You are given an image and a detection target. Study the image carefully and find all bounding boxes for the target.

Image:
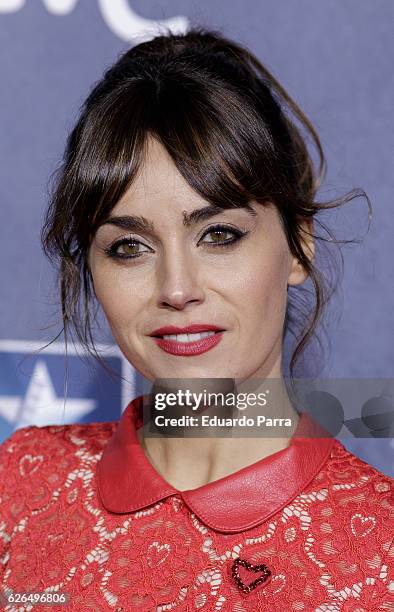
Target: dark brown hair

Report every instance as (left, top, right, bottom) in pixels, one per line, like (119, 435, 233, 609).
(40, 26, 370, 381)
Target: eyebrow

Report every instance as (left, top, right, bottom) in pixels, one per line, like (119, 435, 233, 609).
(99, 203, 257, 233)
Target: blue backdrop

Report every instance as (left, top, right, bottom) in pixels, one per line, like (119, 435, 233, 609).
(0, 1, 393, 476)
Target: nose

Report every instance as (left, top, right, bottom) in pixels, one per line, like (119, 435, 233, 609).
(156, 245, 205, 311)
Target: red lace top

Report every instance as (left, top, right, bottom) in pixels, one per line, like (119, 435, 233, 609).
(0, 395, 393, 611)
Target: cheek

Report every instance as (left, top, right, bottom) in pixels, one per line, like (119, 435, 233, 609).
(91, 268, 143, 333)
(223, 249, 289, 328)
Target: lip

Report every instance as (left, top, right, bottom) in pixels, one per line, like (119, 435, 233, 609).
(149, 323, 225, 337)
(152, 331, 224, 356)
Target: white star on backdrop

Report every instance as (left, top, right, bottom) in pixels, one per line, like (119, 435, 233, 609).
(0, 359, 96, 429)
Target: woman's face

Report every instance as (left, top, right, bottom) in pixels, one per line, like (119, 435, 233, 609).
(88, 136, 310, 382)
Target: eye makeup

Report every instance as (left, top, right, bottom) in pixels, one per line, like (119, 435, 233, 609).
(103, 223, 250, 261)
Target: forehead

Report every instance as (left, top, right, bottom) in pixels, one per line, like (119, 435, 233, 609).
(112, 136, 197, 213)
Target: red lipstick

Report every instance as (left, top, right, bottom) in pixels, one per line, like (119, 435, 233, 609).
(149, 324, 225, 356)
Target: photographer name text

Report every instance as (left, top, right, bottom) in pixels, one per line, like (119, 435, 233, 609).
(154, 414, 292, 428)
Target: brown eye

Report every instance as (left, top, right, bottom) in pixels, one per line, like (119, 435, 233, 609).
(105, 238, 150, 260)
(205, 229, 231, 243)
(119, 241, 140, 255)
(199, 224, 246, 247)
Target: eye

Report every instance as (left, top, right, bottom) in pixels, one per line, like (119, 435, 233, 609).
(199, 224, 247, 247)
(104, 238, 151, 260)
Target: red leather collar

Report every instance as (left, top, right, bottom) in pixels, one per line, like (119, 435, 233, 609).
(97, 395, 335, 533)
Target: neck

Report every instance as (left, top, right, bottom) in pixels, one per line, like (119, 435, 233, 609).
(136, 368, 299, 491)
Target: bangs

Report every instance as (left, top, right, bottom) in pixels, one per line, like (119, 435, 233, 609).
(73, 72, 282, 244)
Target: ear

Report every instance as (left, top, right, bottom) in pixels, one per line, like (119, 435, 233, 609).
(287, 219, 315, 286)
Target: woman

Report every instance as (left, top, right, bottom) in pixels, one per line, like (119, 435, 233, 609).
(0, 27, 392, 611)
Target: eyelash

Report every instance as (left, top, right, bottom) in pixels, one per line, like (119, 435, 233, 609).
(104, 224, 249, 261)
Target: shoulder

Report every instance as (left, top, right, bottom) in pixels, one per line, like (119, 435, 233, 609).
(0, 419, 117, 529)
(327, 438, 393, 490)
(0, 418, 117, 467)
(322, 438, 393, 547)
(306, 438, 393, 540)
(320, 438, 394, 509)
